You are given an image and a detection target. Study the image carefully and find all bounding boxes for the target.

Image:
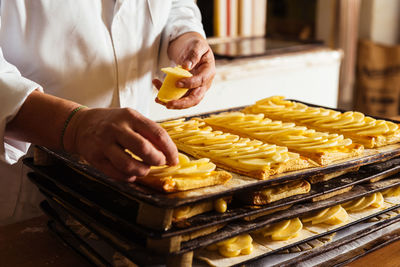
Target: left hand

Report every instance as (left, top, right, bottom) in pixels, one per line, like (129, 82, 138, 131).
(153, 32, 216, 109)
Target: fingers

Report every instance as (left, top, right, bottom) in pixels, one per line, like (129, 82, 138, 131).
(181, 39, 209, 70)
(74, 108, 179, 183)
(128, 111, 179, 165)
(116, 128, 167, 166)
(105, 144, 150, 177)
(165, 87, 208, 109)
(177, 49, 215, 89)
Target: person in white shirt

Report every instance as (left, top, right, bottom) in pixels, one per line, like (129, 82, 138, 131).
(0, 1, 215, 224)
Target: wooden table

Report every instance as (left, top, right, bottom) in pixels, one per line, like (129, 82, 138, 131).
(0, 216, 90, 267)
(1, 216, 400, 267)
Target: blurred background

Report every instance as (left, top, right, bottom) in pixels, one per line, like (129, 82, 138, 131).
(151, 0, 400, 120)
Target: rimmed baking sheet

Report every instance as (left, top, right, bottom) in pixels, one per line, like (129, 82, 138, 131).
(32, 141, 400, 209)
(42, 193, 400, 267)
(24, 158, 400, 238)
(28, 171, 400, 254)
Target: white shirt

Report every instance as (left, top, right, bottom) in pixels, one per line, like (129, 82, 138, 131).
(0, 0, 205, 224)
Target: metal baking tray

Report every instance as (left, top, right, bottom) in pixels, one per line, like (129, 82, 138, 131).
(42, 188, 400, 267)
(43, 202, 165, 267)
(47, 220, 111, 267)
(47, 212, 400, 267)
(28, 171, 400, 255)
(29, 99, 400, 209)
(24, 157, 400, 237)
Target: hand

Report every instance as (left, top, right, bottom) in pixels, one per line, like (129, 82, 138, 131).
(64, 107, 179, 182)
(154, 32, 216, 109)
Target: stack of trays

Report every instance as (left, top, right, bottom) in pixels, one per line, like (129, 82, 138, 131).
(24, 97, 400, 267)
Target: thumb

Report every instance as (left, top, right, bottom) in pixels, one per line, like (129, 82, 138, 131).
(181, 48, 204, 70)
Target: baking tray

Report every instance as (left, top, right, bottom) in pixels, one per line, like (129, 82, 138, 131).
(42, 201, 165, 267)
(24, 157, 400, 236)
(28, 171, 400, 255)
(32, 141, 400, 207)
(46, 207, 400, 267)
(42, 187, 400, 267)
(29, 100, 400, 209)
(47, 220, 111, 267)
(248, 212, 400, 267)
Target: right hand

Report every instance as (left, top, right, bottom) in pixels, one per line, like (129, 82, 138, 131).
(63, 107, 179, 182)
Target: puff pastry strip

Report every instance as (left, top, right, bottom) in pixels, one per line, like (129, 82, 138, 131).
(161, 119, 315, 180)
(238, 179, 311, 205)
(134, 153, 231, 192)
(243, 96, 400, 148)
(203, 112, 364, 165)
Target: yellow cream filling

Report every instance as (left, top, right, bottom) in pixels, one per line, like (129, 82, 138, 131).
(247, 96, 399, 138)
(342, 192, 384, 211)
(256, 218, 303, 241)
(302, 205, 349, 225)
(206, 234, 253, 257)
(173, 197, 228, 219)
(147, 153, 216, 177)
(382, 186, 400, 197)
(161, 119, 300, 172)
(204, 112, 354, 152)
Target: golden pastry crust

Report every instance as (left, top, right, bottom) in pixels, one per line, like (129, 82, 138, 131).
(173, 196, 232, 222)
(238, 179, 311, 205)
(181, 223, 226, 242)
(311, 186, 353, 202)
(307, 167, 359, 184)
(203, 112, 364, 165)
(243, 205, 292, 221)
(161, 119, 316, 180)
(243, 96, 400, 148)
(135, 171, 232, 193)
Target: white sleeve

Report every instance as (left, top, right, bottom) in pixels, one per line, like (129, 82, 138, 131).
(0, 47, 43, 164)
(158, 0, 206, 70)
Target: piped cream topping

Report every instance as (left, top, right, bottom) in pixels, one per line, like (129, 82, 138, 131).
(246, 96, 399, 138)
(204, 112, 355, 152)
(161, 119, 300, 172)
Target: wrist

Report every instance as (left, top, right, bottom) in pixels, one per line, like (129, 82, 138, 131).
(62, 106, 88, 153)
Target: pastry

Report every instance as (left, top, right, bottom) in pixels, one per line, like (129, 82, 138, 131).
(203, 112, 363, 165)
(243, 96, 400, 148)
(135, 153, 231, 192)
(302, 205, 349, 225)
(161, 119, 316, 180)
(157, 66, 192, 102)
(205, 234, 253, 257)
(238, 179, 310, 205)
(173, 197, 231, 222)
(342, 192, 384, 211)
(254, 218, 303, 241)
(243, 205, 292, 221)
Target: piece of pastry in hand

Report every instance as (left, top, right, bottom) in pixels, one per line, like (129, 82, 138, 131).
(238, 179, 311, 205)
(134, 153, 231, 192)
(157, 66, 193, 102)
(203, 112, 363, 165)
(161, 119, 316, 180)
(243, 96, 400, 148)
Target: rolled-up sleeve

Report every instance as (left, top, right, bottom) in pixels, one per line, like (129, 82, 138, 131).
(158, 0, 206, 70)
(0, 48, 42, 164)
